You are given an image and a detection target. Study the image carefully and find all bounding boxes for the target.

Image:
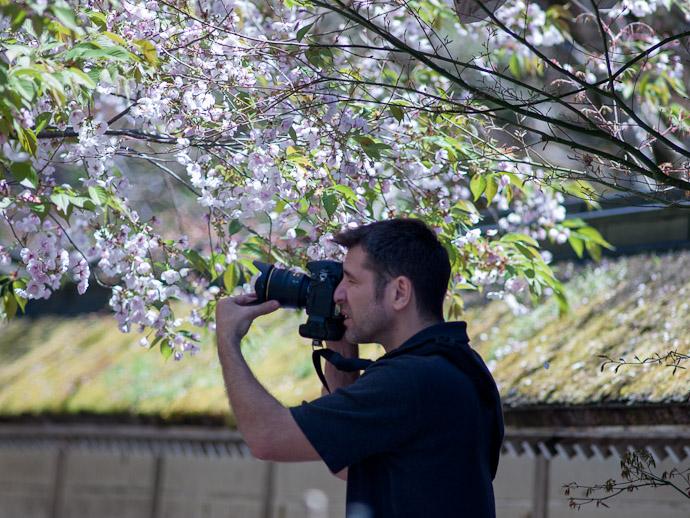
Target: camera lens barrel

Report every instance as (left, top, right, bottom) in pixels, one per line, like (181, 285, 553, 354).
(253, 262, 310, 309)
(252, 260, 344, 341)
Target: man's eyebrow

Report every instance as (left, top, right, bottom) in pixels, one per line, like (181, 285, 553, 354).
(342, 265, 356, 279)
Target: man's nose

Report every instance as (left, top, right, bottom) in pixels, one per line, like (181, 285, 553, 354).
(334, 280, 345, 304)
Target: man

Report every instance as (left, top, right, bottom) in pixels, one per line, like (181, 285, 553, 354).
(216, 218, 504, 517)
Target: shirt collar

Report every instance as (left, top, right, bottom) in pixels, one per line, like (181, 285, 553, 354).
(382, 321, 469, 360)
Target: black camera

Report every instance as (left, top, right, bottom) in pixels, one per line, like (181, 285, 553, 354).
(252, 260, 345, 341)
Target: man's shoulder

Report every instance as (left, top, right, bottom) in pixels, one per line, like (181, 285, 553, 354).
(366, 340, 472, 389)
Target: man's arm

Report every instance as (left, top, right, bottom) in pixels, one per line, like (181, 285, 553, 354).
(215, 294, 321, 462)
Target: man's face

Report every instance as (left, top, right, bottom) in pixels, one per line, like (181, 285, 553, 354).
(333, 245, 391, 345)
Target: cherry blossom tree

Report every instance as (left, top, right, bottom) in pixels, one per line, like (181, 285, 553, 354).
(1, 0, 687, 360)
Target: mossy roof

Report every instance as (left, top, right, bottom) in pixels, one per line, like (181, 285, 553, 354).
(468, 249, 690, 408)
(0, 308, 321, 423)
(1, 249, 689, 423)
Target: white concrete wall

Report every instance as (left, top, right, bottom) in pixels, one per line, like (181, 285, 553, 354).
(2, 448, 690, 517)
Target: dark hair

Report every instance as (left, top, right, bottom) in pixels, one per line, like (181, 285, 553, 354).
(333, 218, 450, 321)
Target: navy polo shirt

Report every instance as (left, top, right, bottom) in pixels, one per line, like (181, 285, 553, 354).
(290, 322, 502, 518)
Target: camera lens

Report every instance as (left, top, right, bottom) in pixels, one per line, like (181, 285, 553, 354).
(253, 262, 310, 309)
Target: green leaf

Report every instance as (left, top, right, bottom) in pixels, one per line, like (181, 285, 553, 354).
(39, 72, 66, 97)
(470, 174, 487, 201)
(12, 280, 27, 313)
(69, 196, 95, 210)
(9, 67, 42, 80)
(183, 249, 210, 274)
(87, 11, 108, 30)
(223, 262, 240, 292)
(51, 192, 71, 213)
(102, 31, 126, 45)
(330, 184, 357, 203)
(554, 289, 570, 316)
(1, 292, 17, 321)
(68, 67, 97, 89)
(560, 218, 586, 228)
(88, 185, 109, 206)
(17, 127, 38, 156)
(134, 39, 157, 67)
(484, 175, 499, 204)
(227, 220, 243, 235)
(13, 290, 27, 313)
(51, 6, 80, 31)
(389, 104, 404, 122)
(10, 162, 38, 188)
(9, 8, 27, 30)
(568, 236, 584, 259)
(323, 192, 338, 218)
(515, 242, 540, 260)
(577, 225, 613, 249)
(34, 111, 52, 133)
(354, 136, 391, 160)
(509, 53, 521, 78)
(3, 44, 34, 63)
(505, 173, 526, 193)
(81, 46, 132, 62)
(148, 335, 165, 351)
(585, 240, 603, 262)
(30, 202, 50, 220)
(237, 257, 260, 274)
(159, 339, 173, 362)
(86, 68, 102, 84)
(32, 16, 45, 37)
(296, 22, 315, 42)
(501, 232, 540, 248)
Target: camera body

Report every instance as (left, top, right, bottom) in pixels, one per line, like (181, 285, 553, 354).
(252, 260, 345, 341)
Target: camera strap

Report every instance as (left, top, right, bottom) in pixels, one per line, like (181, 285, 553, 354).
(311, 346, 373, 393)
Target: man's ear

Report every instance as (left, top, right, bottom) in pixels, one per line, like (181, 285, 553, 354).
(390, 276, 413, 311)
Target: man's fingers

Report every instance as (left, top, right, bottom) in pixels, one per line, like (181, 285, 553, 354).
(231, 293, 259, 306)
(249, 299, 280, 318)
(216, 297, 280, 344)
(226, 295, 279, 316)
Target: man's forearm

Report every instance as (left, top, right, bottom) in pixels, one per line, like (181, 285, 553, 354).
(217, 334, 288, 453)
(215, 295, 321, 463)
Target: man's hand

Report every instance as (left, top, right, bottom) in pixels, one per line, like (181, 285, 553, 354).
(322, 336, 361, 394)
(325, 336, 359, 357)
(215, 294, 280, 350)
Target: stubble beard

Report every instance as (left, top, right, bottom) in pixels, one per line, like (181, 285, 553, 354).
(344, 302, 389, 345)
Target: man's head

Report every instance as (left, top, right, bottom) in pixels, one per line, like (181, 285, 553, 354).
(333, 218, 451, 322)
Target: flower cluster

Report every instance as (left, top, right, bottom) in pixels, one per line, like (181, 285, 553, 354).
(1, 0, 681, 360)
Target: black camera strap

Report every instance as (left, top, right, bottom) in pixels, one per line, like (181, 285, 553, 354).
(311, 346, 373, 393)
